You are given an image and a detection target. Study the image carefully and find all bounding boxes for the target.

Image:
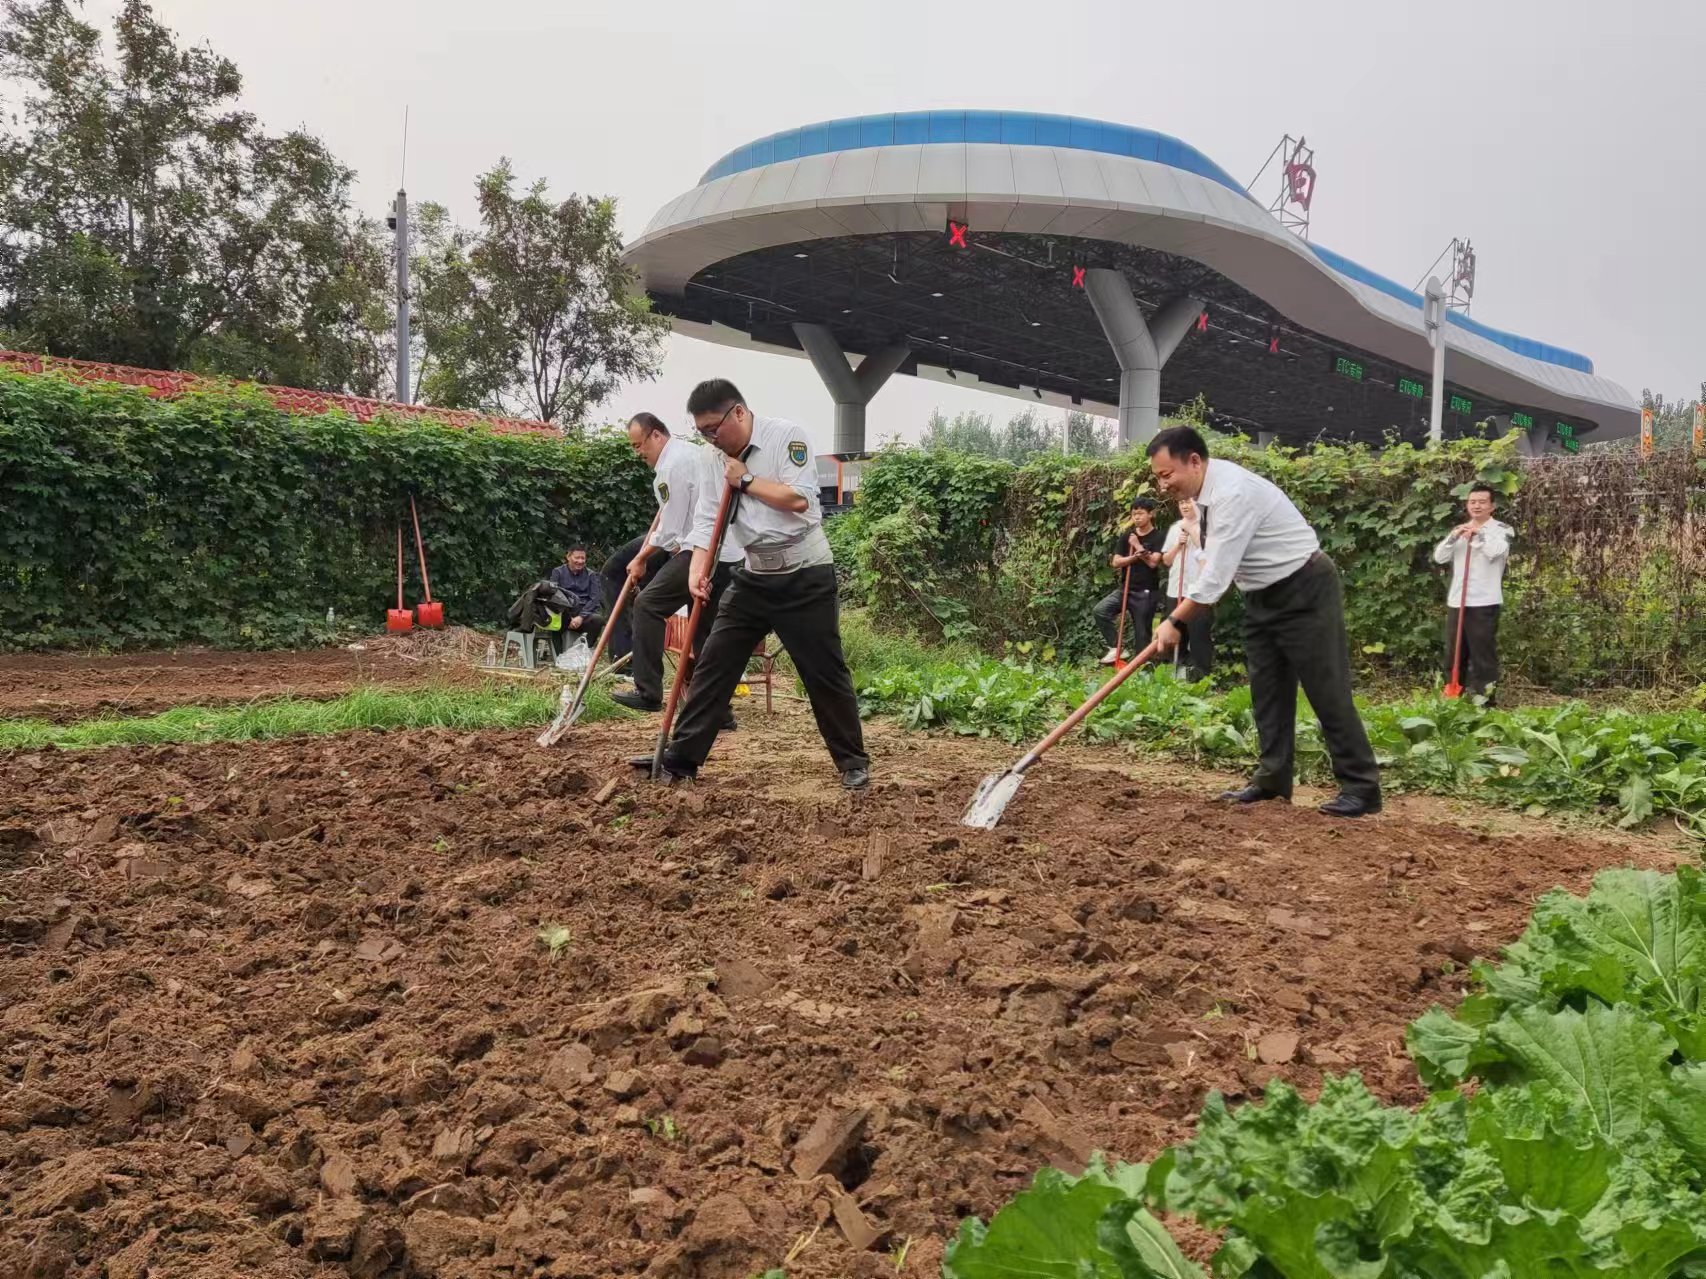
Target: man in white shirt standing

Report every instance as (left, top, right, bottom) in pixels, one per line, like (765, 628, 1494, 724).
(1146, 426, 1381, 818)
(1432, 484, 1512, 698)
(615, 412, 742, 723)
(644, 379, 870, 791)
(1159, 497, 1214, 682)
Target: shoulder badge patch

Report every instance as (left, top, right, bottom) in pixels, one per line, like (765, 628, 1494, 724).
(787, 440, 808, 466)
(656, 480, 670, 503)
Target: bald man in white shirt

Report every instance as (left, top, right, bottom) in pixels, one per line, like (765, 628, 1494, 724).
(1146, 426, 1381, 818)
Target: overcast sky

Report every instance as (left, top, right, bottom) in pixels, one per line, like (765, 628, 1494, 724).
(109, 0, 1706, 447)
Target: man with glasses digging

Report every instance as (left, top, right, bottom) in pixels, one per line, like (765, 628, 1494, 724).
(635, 379, 870, 791)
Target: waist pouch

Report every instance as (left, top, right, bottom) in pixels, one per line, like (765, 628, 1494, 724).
(745, 523, 832, 574)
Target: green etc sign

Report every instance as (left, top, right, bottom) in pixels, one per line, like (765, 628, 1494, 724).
(1553, 421, 1580, 453)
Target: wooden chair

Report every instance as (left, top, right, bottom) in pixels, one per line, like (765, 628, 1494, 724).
(664, 613, 781, 713)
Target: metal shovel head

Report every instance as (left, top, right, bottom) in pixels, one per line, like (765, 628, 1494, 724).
(535, 687, 576, 748)
(962, 769, 1023, 829)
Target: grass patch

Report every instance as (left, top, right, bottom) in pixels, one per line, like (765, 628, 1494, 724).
(0, 682, 624, 750)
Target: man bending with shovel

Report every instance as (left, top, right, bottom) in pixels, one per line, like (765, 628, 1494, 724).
(637, 379, 871, 791)
(1146, 427, 1381, 818)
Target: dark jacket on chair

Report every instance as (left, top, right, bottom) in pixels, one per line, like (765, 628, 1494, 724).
(506, 580, 575, 633)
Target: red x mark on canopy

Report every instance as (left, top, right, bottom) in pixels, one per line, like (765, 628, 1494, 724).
(947, 221, 968, 248)
(1071, 266, 1085, 288)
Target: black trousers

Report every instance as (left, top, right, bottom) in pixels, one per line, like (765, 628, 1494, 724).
(600, 537, 669, 660)
(547, 614, 602, 655)
(1444, 605, 1501, 696)
(1093, 586, 1158, 648)
(1164, 596, 1215, 681)
(1242, 553, 1380, 802)
(663, 564, 868, 775)
(630, 551, 733, 705)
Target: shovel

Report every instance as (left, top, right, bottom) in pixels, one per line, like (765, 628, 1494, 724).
(645, 478, 740, 780)
(386, 526, 413, 632)
(1443, 529, 1474, 699)
(537, 509, 662, 747)
(410, 495, 444, 628)
(1111, 562, 1132, 664)
(963, 638, 1163, 829)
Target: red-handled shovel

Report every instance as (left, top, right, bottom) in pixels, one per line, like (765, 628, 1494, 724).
(387, 526, 413, 632)
(1443, 532, 1474, 699)
(410, 496, 444, 628)
(963, 639, 1164, 828)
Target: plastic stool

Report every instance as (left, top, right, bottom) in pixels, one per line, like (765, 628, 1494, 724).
(501, 630, 555, 670)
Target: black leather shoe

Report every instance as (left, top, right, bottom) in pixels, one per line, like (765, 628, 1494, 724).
(719, 710, 738, 732)
(612, 690, 661, 712)
(1216, 785, 1286, 804)
(841, 767, 871, 791)
(626, 755, 695, 783)
(1319, 792, 1381, 818)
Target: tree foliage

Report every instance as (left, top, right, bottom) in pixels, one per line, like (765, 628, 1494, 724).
(409, 160, 666, 425)
(921, 406, 1113, 463)
(0, 0, 390, 393)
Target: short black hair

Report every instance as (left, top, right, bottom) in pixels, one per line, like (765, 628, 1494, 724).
(686, 378, 745, 417)
(1469, 483, 1496, 500)
(628, 411, 669, 436)
(565, 544, 585, 555)
(1146, 425, 1210, 462)
(1130, 496, 1157, 511)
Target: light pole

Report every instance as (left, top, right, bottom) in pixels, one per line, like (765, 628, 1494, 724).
(1424, 276, 1446, 445)
(391, 190, 410, 404)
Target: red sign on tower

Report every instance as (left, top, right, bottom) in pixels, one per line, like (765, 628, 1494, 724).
(947, 220, 968, 248)
(1071, 266, 1085, 288)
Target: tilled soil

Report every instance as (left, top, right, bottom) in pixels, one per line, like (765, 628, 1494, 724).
(0, 642, 511, 722)
(0, 709, 1676, 1279)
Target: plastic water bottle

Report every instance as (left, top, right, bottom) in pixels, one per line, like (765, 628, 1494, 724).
(325, 607, 335, 626)
(484, 640, 497, 667)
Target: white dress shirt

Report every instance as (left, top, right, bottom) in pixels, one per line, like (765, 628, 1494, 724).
(650, 437, 741, 562)
(1163, 519, 1208, 598)
(1432, 519, 1512, 607)
(1186, 458, 1320, 606)
(689, 414, 823, 556)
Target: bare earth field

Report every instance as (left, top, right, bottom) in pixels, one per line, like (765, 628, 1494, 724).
(0, 700, 1682, 1278)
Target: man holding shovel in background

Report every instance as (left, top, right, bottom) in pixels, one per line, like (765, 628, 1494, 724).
(1145, 426, 1381, 818)
(1092, 497, 1165, 664)
(640, 379, 870, 791)
(1432, 484, 1511, 700)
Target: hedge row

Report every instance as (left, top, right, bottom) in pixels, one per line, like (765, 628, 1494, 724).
(0, 374, 653, 650)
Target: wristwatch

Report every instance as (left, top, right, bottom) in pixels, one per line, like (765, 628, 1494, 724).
(738, 472, 755, 491)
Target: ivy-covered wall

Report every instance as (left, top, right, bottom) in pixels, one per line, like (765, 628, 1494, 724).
(0, 374, 653, 649)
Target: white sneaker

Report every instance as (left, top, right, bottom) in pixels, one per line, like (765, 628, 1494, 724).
(1099, 647, 1119, 665)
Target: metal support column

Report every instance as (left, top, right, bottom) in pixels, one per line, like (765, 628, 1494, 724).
(1083, 269, 1204, 448)
(793, 324, 910, 455)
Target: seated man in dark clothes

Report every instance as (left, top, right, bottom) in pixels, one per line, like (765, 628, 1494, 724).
(543, 545, 603, 653)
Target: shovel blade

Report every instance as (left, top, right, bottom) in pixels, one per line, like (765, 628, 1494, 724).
(962, 770, 1023, 829)
(536, 687, 577, 748)
(1442, 681, 1463, 700)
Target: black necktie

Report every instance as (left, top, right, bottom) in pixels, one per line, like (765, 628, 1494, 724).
(1198, 505, 1209, 549)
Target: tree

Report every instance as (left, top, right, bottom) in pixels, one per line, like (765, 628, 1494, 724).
(1064, 410, 1113, 457)
(410, 160, 665, 425)
(0, 0, 390, 391)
